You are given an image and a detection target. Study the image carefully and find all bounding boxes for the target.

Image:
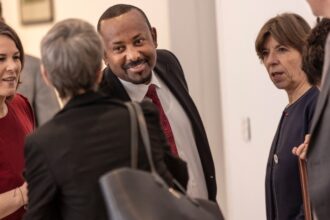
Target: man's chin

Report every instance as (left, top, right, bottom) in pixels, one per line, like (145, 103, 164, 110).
(128, 73, 152, 85)
(131, 78, 151, 85)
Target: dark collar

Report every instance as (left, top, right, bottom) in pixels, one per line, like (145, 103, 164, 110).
(58, 91, 106, 114)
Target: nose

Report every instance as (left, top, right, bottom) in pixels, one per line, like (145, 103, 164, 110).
(6, 58, 20, 73)
(125, 46, 141, 62)
(265, 51, 279, 67)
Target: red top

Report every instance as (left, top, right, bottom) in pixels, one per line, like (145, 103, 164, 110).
(0, 94, 34, 220)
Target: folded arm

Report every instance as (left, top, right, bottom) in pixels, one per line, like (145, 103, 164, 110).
(0, 182, 27, 219)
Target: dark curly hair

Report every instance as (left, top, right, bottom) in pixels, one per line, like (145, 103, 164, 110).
(303, 18, 330, 86)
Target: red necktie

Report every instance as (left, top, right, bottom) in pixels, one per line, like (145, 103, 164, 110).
(145, 84, 178, 156)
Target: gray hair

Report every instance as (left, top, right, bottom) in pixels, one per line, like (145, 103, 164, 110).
(41, 18, 104, 98)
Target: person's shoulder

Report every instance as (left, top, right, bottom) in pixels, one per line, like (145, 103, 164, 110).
(23, 54, 41, 70)
(11, 93, 31, 107)
(300, 87, 320, 112)
(12, 93, 35, 125)
(156, 49, 183, 71)
(24, 54, 41, 63)
(307, 86, 320, 100)
(157, 49, 178, 60)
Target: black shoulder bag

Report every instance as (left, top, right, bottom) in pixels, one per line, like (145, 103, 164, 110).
(99, 101, 224, 220)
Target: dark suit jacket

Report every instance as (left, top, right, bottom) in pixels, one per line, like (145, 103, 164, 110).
(99, 49, 217, 200)
(307, 35, 330, 220)
(23, 92, 180, 220)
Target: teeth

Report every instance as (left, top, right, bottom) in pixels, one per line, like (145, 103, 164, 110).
(2, 77, 16, 81)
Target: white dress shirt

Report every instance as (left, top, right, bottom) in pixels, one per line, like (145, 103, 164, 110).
(120, 72, 208, 199)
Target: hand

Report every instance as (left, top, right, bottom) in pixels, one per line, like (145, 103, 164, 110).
(292, 134, 310, 160)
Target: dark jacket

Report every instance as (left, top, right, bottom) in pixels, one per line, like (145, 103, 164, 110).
(307, 34, 330, 220)
(99, 49, 217, 200)
(265, 87, 319, 220)
(24, 92, 183, 220)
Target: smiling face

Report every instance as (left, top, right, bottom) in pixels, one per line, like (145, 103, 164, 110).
(261, 36, 308, 92)
(0, 35, 21, 100)
(99, 9, 157, 85)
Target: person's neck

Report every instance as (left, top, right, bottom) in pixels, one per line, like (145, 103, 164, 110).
(287, 82, 312, 105)
(0, 97, 8, 118)
(59, 89, 90, 107)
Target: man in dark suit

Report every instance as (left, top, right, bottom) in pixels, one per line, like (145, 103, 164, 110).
(298, 1, 330, 219)
(97, 4, 217, 201)
(24, 18, 183, 220)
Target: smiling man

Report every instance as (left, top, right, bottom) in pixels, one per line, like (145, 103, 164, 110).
(301, 1, 330, 219)
(97, 4, 217, 201)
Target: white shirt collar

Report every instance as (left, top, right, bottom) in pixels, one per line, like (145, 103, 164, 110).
(119, 71, 162, 102)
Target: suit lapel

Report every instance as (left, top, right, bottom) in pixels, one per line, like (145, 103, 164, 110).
(100, 67, 131, 101)
(154, 53, 191, 115)
(310, 75, 329, 134)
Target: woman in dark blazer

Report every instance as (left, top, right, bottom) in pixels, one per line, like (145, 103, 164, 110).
(23, 18, 186, 220)
(255, 13, 319, 220)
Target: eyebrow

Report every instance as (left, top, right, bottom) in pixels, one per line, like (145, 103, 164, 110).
(112, 33, 143, 45)
(132, 33, 142, 40)
(0, 51, 20, 56)
(262, 43, 283, 51)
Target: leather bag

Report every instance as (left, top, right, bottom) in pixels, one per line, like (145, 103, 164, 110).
(99, 101, 224, 220)
(298, 159, 312, 220)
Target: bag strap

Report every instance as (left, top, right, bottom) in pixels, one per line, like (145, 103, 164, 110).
(124, 102, 138, 168)
(125, 101, 190, 194)
(124, 102, 156, 173)
(131, 102, 157, 173)
(298, 159, 312, 220)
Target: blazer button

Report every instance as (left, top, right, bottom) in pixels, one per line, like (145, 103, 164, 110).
(274, 154, 279, 164)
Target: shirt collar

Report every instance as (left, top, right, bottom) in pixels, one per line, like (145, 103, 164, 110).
(119, 71, 162, 102)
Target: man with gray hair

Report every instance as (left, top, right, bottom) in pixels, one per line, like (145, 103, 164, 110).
(23, 18, 183, 220)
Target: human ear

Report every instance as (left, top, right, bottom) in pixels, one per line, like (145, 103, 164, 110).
(151, 27, 158, 48)
(40, 64, 53, 88)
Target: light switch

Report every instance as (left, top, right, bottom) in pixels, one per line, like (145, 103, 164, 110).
(241, 117, 251, 142)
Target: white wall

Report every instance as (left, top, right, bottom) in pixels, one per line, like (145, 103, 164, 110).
(167, 0, 226, 212)
(2, 0, 171, 57)
(3, 0, 320, 219)
(215, 0, 315, 219)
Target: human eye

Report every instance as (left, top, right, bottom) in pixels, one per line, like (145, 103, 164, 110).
(112, 45, 124, 53)
(277, 46, 288, 53)
(261, 49, 269, 59)
(13, 54, 20, 60)
(134, 38, 145, 46)
(0, 55, 6, 62)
